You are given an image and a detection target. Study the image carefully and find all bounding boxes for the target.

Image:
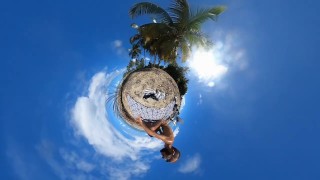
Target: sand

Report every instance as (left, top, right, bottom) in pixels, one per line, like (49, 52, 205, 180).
(117, 68, 181, 130)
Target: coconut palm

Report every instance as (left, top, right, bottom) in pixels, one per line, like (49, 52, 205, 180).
(130, 23, 176, 64)
(129, 0, 225, 63)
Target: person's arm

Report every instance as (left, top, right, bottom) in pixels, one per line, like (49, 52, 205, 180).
(136, 117, 173, 145)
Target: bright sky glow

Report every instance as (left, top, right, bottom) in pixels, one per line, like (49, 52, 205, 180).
(188, 32, 246, 87)
(188, 49, 228, 87)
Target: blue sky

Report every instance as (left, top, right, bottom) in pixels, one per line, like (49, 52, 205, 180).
(1, 0, 320, 179)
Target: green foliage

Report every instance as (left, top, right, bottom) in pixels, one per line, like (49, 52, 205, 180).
(163, 63, 189, 96)
(129, 0, 226, 64)
(125, 0, 225, 95)
(124, 58, 145, 77)
(130, 2, 173, 24)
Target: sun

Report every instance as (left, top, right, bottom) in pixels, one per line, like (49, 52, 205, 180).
(188, 48, 228, 87)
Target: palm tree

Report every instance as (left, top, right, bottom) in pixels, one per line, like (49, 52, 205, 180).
(129, 0, 225, 63)
(130, 23, 176, 64)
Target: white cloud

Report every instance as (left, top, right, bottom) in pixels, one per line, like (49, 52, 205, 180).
(197, 94, 203, 105)
(76, 161, 95, 173)
(180, 95, 186, 112)
(187, 31, 247, 87)
(111, 40, 128, 56)
(6, 144, 38, 180)
(69, 68, 181, 179)
(113, 40, 122, 48)
(59, 149, 95, 173)
(36, 140, 69, 179)
(107, 161, 149, 180)
(36, 140, 99, 180)
(71, 70, 163, 160)
(29, 68, 181, 180)
(178, 154, 201, 174)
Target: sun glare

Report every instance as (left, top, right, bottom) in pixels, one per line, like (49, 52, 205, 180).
(188, 49, 228, 87)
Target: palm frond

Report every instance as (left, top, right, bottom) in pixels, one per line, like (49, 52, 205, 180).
(179, 39, 191, 62)
(188, 6, 226, 30)
(139, 23, 173, 38)
(130, 34, 141, 44)
(158, 38, 178, 61)
(106, 91, 122, 118)
(138, 23, 175, 55)
(185, 31, 213, 49)
(129, 2, 173, 24)
(129, 43, 141, 59)
(209, 6, 226, 17)
(169, 0, 190, 25)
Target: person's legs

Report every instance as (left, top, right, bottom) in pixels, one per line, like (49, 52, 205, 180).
(143, 120, 163, 132)
(143, 121, 162, 137)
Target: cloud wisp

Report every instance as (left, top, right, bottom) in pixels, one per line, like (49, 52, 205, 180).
(178, 153, 202, 174)
(197, 94, 203, 105)
(111, 40, 128, 57)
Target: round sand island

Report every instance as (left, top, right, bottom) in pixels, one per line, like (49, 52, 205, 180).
(116, 68, 181, 130)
